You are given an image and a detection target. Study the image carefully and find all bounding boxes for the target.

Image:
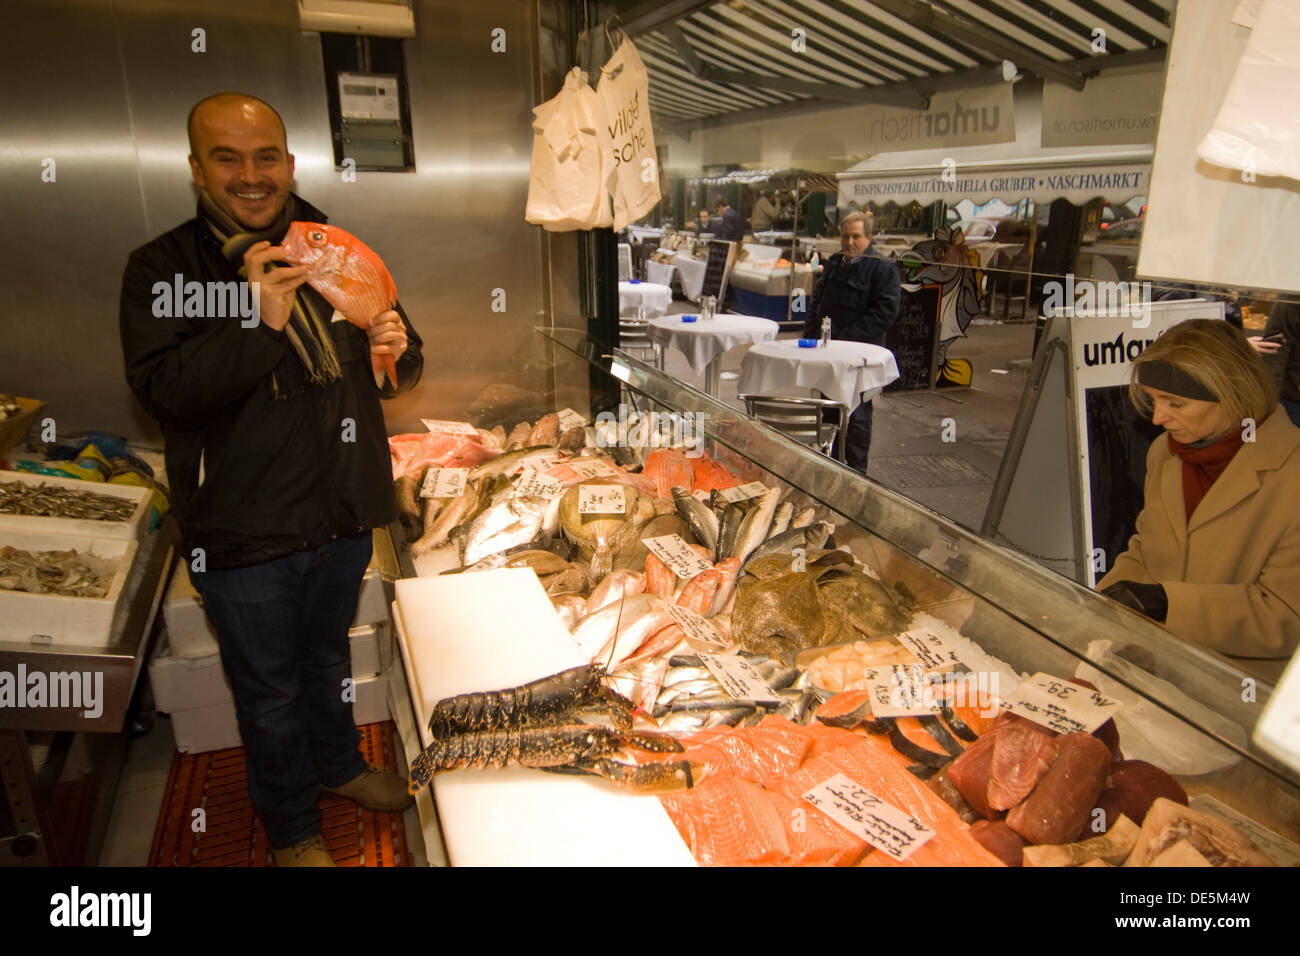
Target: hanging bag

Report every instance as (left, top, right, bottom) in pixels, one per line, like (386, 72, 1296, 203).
(596, 37, 661, 231)
(525, 67, 613, 231)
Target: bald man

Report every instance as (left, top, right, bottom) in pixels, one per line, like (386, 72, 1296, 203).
(120, 93, 423, 866)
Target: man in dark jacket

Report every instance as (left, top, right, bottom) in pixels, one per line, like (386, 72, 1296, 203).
(119, 92, 423, 866)
(802, 211, 901, 472)
(1252, 301, 1300, 427)
(711, 199, 746, 243)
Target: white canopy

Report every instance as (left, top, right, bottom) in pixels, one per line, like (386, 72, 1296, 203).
(837, 144, 1153, 209)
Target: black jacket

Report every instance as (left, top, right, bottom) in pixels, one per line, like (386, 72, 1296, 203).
(1262, 302, 1300, 405)
(802, 248, 901, 346)
(119, 197, 423, 570)
(712, 207, 745, 243)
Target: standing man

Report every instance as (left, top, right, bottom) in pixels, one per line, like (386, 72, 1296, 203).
(802, 211, 900, 473)
(711, 198, 746, 243)
(119, 92, 423, 866)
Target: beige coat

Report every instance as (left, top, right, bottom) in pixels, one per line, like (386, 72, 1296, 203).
(1099, 407, 1300, 679)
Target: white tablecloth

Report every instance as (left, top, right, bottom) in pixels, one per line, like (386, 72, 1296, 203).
(646, 313, 780, 374)
(672, 255, 708, 301)
(644, 259, 676, 289)
(738, 339, 899, 412)
(618, 280, 673, 317)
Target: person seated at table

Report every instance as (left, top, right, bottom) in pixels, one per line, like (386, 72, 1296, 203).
(752, 190, 779, 230)
(1098, 319, 1300, 683)
(801, 211, 900, 473)
(684, 208, 712, 235)
(711, 199, 746, 243)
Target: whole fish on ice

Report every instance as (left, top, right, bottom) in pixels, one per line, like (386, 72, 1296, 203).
(280, 221, 400, 388)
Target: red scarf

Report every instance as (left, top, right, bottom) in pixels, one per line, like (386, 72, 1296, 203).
(1167, 430, 1245, 520)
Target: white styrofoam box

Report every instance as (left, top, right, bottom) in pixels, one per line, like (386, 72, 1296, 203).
(163, 561, 219, 659)
(170, 702, 243, 754)
(354, 528, 399, 627)
(167, 673, 390, 754)
(151, 623, 388, 713)
(0, 469, 153, 541)
(350, 623, 382, 677)
(0, 529, 138, 648)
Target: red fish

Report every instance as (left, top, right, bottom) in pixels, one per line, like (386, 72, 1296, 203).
(280, 221, 399, 387)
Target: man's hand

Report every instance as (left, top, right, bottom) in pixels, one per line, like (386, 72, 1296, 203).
(365, 310, 408, 362)
(1248, 335, 1282, 355)
(243, 241, 308, 332)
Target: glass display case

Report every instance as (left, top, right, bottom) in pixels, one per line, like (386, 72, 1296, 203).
(406, 325, 1300, 854)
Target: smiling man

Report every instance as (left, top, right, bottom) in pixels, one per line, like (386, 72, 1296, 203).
(120, 92, 423, 866)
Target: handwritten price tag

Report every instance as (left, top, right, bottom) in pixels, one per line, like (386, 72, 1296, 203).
(556, 408, 587, 433)
(699, 653, 779, 704)
(513, 465, 564, 500)
(419, 467, 468, 499)
(803, 773, 935, 862)
(643, 534, 713, 580)
(1004, 672, 1120, 734)
(578, 484, 626, 515)
(1189, 795, 1300, 867)
(895, 628, 962, 674)
(862, 664, 944, 718)
(663, 603, 727, 649)
(717, 481, 767, 503)
(568, 458, 621, 479)
(420, 418, 479, 437)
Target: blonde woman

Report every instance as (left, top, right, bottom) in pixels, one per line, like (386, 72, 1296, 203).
(1098, 319, 1300, 682)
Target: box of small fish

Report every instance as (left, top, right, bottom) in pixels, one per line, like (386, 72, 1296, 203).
(0, 529, 136, 648)
(0, 469, 153, 541)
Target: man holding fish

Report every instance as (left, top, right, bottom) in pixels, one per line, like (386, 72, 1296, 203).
(119, 92, 423, 866)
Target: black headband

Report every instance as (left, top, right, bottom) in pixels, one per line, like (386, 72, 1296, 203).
(1137, 360, 1218, 402)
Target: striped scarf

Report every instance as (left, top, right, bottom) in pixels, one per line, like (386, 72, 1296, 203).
(198, 192, 342, 395)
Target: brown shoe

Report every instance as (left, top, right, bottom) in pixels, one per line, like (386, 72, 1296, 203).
(321, 764, 414, 813)
(272, 834, 336, 867)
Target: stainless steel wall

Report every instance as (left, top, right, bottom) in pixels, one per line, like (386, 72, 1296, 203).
(1, 0, 577, 446)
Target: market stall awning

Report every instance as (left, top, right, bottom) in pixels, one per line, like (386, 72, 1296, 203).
(616, 0, 1171, 129)
(687, 168, 840, 192)
(837, 146, 1152, 208)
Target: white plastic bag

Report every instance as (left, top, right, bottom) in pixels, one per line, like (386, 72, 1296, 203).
(1197, 0, 1300, 182)
(525, 67, 613, 231)
(596, 39, 661, 231)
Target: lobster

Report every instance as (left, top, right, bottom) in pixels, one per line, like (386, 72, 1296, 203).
(408, 724, 702, 794)
(425, 663, 634, 739)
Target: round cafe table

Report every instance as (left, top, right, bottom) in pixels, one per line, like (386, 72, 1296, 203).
(618, 280, 673, 317)
(737, 339, 899, 413)
(647, 313, 780, 396)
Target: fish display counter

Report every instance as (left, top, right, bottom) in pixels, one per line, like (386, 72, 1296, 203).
(386, 327, 1300, 867)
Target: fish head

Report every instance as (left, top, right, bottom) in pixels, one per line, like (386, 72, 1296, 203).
(280, 221, 346, 274)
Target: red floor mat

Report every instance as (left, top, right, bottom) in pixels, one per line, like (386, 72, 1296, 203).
(149, 721, 414, 867)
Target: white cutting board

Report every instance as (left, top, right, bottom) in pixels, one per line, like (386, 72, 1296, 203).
(393, 568, 695, 867)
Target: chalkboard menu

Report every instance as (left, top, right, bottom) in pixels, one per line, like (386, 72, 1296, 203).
(883, 284, 941, 392)
(700, 240, 736, 302)
(1085, 386, 1162, 577)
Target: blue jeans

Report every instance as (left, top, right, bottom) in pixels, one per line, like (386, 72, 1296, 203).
(189, 534, 371, 848)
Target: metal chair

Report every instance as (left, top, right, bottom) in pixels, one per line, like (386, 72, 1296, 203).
(618, 316, 664, 369)
(739, 394, 848, 463)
